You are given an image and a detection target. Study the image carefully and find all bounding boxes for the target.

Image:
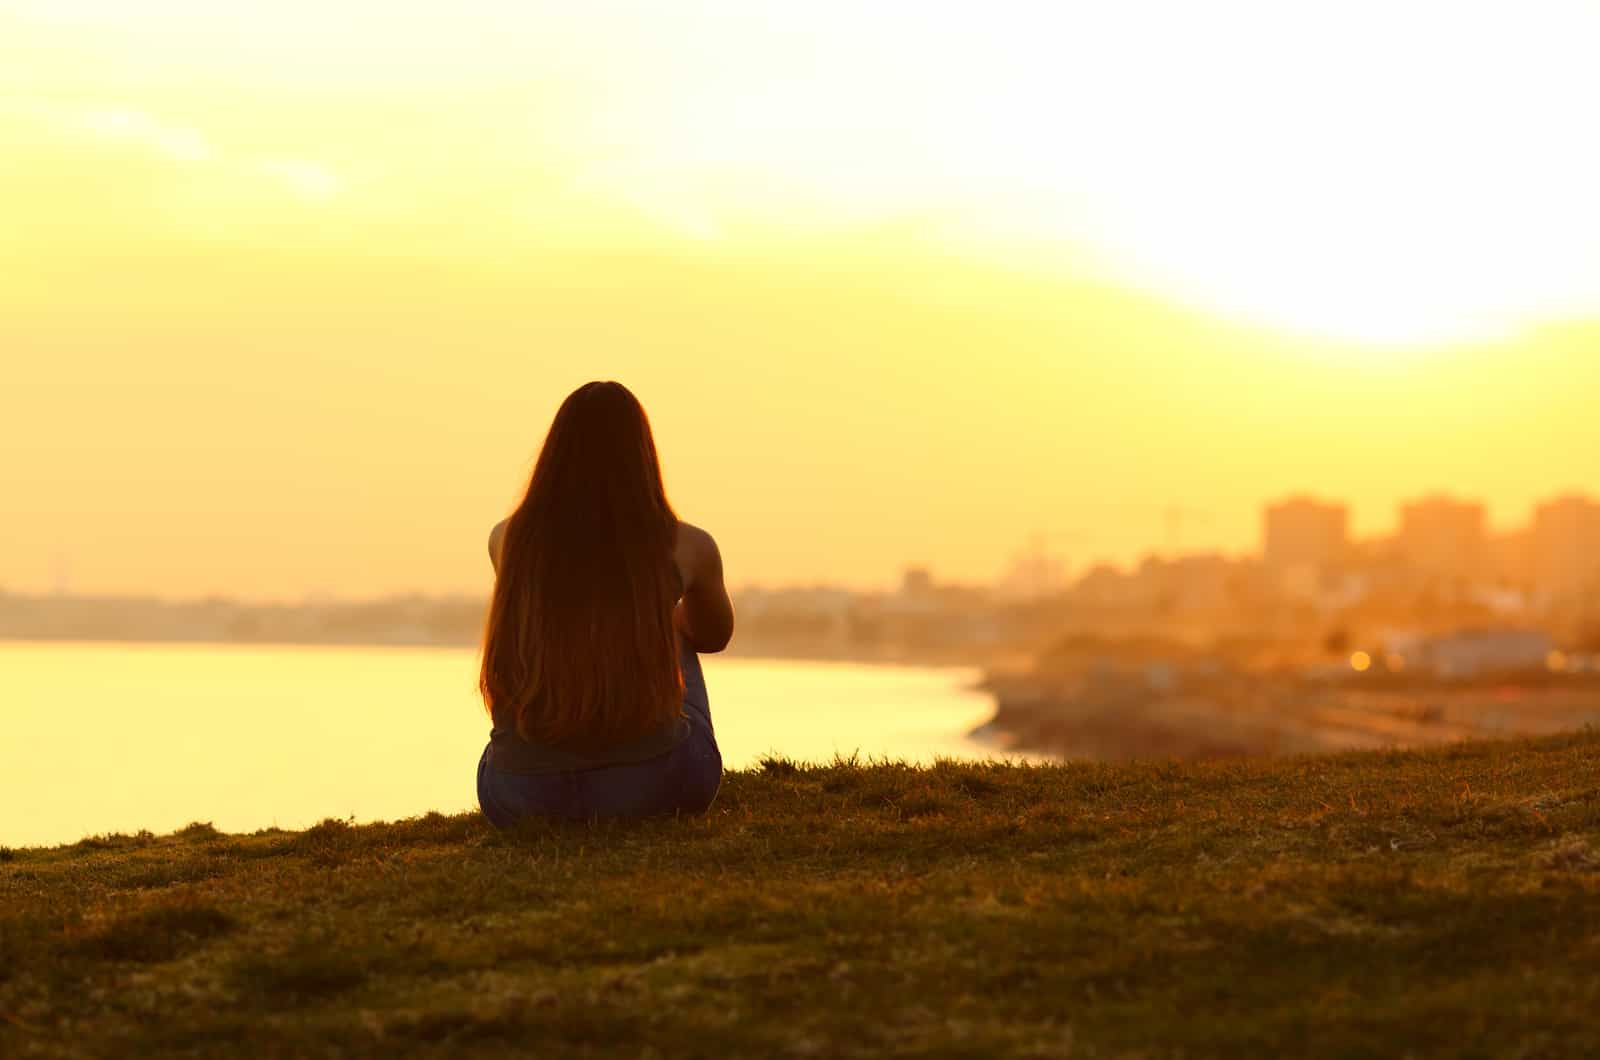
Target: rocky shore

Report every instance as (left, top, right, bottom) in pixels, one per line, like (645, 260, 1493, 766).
(975, 669, 1600, 761)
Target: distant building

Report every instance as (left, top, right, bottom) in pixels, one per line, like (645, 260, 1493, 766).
(733, 586, 856, 622)
(1138, 553, 1235, 611)
(1263, 497, 1349, 572)
(900, 567, 934, 597)
(1531, 494, 1600, 601)
(1485, 529, 1534, 589)
(1390, 628, 1554, 679)
(1000, 541, 1067, 600)
(1263, 497, 1349, 600)
(1072, 563, 1138, 607)
(1398, 495, 1486, 584)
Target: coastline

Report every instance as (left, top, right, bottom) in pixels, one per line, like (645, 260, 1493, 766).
(0, 633, 991, 673)
(975, 669, 1600, 760)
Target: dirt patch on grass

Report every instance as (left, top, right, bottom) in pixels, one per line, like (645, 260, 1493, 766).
(73, 901, 236, 963)
(1542, 837, 1598, 872)
(229, 939, 370, 1004)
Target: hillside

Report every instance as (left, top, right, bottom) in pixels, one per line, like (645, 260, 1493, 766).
(3, 731, 1598, 1058)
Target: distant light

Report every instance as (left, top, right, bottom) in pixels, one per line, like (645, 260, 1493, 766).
(1386, 653, 1407, 673)
(1547, 650, 1570, 673)
(1350, 651, 1372, 673)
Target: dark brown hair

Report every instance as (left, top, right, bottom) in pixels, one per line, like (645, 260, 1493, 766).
(479, 381, 682, 748)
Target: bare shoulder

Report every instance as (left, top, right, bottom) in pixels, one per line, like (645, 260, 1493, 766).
(488, 518, 509, 570)
(674, 520, 723, 583)
(675, 520, 717, 555)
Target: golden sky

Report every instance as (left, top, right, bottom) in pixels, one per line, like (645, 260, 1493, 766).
(3, 2, 1599, 599)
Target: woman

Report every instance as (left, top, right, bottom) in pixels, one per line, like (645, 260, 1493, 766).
(476, 381, 734, 824)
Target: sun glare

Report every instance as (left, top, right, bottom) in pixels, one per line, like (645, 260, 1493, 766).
(4, 1, 1598, 348)
(561, 3, 1600, 346)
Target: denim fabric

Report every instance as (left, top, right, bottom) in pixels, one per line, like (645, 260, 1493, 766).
(476, 645, 722, 824)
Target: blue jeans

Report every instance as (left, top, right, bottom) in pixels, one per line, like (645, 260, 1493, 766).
(476, 646, 722, 824)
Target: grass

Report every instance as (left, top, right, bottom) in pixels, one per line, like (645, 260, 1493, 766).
(2, 732, 1598, 1058)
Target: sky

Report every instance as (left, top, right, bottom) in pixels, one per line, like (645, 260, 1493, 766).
(3, 1, 1599, 599)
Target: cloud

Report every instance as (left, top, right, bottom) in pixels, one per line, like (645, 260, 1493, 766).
(73, 106, 212, 163)
(255, 159, 340, 201)
(32, 103, 340, 205)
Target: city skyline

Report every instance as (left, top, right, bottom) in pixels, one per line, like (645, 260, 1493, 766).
(12, 487, 1598, 605)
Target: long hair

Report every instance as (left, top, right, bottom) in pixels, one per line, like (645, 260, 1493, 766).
(479, 381, 683, 749)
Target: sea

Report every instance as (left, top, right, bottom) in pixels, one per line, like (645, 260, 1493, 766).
(1, 642, 1010, 848)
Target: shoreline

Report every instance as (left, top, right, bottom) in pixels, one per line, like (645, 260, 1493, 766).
(976, 671, 1600, 760)
(0, 634, 990, 674)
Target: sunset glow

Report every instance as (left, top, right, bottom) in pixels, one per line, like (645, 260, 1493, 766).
(4, 1, 1599, 598)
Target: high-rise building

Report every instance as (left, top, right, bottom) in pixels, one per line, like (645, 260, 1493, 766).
(1398, 495, 1486, 583)
(1262, 497, 1349, 571)
(1531, 494, 1600, 600)
(1485, 530, 1534, 589)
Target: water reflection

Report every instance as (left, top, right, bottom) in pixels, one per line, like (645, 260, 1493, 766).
(0, 643, 1004, 847)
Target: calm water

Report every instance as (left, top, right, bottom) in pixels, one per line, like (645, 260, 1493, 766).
(1, 642, 1005, 847)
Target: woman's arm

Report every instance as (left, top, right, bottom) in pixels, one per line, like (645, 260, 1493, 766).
(674, 522, 735, 653)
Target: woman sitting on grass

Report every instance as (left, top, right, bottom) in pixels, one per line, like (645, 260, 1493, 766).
(476, 381, 734, 824)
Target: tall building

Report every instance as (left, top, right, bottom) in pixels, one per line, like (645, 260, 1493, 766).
(1398, 495, 1486, 583)
(1262, 497, 1349, 571)
(1485, 530, 1534, 589)
(1531, 494, 1600, 600)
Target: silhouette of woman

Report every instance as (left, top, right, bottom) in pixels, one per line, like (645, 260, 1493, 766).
(476, 381, 733, 823)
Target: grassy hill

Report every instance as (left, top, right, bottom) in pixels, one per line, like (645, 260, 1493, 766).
(3, 730, 1598, 1058)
